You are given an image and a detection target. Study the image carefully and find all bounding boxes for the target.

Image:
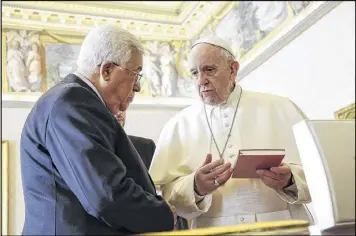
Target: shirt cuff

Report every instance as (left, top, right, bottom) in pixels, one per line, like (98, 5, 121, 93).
(194, 190, 205, 203)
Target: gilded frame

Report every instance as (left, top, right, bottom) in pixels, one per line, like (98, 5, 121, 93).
(334, 103, 355, 120)
(1, 140, 9, 236)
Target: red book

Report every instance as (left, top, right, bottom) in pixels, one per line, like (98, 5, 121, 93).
(231, 149, 285, 178)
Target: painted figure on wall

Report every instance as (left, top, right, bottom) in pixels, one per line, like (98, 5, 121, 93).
(216, 1, 288, 60)
(6, 31, 29, 92)
(289, 1, 311, 15)
(253, 1, 288, 39)
(25, 32, 42, 92)
(45, 43, 81, 89)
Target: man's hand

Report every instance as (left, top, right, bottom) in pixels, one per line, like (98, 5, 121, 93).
(169, 205, 177, 227)
(114, 111, 125, 127)
(194, 154, 233, 196)
(256, 163, 293, 190)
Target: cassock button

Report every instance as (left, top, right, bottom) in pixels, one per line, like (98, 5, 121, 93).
(240, 217, 245, 222)
(228, 144, 233, 148)
(230, 154, 235, 158)
(224, 113, 228, 118)
(224, 123, 229, 127)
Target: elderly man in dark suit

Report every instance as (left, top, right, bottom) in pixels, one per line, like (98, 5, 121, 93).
(20, 25, 175, 235)
(116, 110, 189, 230)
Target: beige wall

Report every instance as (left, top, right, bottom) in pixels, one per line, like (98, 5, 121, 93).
(1, 1, 355, 234)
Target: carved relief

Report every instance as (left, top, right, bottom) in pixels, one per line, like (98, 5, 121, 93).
(335, 103, 355, 120)
(26, 32, 42, 91)
(176, 41, 197, 98)
(6, 30, 43, 92)
(143, 41, 162, 97)
(6, 31, 28, 92)
(159, 42, 178, 97)
(142, 41, 182, 97)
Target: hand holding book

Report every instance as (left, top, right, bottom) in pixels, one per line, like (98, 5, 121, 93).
(231, 149, 292, 190)
(256, 163, 293, 190)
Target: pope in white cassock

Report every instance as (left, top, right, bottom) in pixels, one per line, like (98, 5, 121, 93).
(149, 36, 314, 228)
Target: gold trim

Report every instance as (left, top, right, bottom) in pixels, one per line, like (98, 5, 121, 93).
(1, 1, 230, 41)
(1, 141, 9, 236)
(71, 1, 185, 15)
(2, 1, 191, 23)
(334, 103, 355, 120)
(141, 220, 309, 235)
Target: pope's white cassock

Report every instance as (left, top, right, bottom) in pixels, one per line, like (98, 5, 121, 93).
(149, 84, 314, 228)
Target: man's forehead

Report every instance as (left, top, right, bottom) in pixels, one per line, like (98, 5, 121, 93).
(125, 53, 143, 71)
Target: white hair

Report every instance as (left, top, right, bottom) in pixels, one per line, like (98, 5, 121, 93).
(77, 25, 144, 78)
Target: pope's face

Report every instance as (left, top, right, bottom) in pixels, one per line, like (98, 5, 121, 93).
(188, 44, 239, 105)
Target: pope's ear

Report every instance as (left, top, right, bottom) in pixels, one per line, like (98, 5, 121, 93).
(231, 61, 239, 76)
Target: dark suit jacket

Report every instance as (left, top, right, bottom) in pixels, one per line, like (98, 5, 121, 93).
(129, 136, 189, 230)
(20, 74, 174, 235)
(128, 136, 155, 170)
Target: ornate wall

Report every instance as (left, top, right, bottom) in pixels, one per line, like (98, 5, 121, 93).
(2, 1, 341, 100)
(2, 30, 198, 98)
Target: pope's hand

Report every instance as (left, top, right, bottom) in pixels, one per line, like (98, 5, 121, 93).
(256, 163, 293, 190)
(194, 153, 233, 196)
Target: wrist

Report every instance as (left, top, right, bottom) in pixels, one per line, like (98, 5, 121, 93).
(194, 174, 205, 196)
(283, 174, 295, 189)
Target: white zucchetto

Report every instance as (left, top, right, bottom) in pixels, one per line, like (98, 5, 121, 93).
(190, 36, 235, 58)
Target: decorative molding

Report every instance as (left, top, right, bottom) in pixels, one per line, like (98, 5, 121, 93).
(334, 103, 355, 120)
(0, 1, 235, 107)
(1, 141, 9, 236)
(1, 1, 231, 41)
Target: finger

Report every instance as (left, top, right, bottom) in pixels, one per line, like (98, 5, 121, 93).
(216, 168, 233, 185)
(256, 169, 280, 180)
(261, 175, 280, 188)
(201, 158, 224, 174)
(201, 153, 212, 167)
(206, 162, 231, 179)
(270, 165, 291, 174)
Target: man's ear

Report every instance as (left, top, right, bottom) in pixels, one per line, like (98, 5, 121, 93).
(100, 61, 113, 81)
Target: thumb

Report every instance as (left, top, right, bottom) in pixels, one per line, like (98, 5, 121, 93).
(201, 153, 212, 167)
